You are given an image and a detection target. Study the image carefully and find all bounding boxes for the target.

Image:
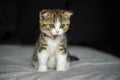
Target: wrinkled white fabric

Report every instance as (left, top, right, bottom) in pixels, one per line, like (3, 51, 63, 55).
(0, 45, 120, 80)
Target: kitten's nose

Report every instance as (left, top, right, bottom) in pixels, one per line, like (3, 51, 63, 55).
(56, 30, 59, 33)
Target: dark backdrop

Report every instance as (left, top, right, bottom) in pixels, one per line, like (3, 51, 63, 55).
(0, 0, 119, 57)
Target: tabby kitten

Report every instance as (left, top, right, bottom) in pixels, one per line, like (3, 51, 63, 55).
(32, 9, 78, 72)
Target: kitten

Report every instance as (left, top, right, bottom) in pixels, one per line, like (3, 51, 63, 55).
(32, 9, 79, 72)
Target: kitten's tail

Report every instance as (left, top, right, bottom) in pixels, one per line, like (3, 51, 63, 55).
(69, 54, 79, 62)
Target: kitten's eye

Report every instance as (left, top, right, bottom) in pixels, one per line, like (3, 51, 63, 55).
(49, 24, 54, 28)
(60, 24, 65, 28)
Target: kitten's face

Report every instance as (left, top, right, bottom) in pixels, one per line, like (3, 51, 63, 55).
(39, 9, 73, 37)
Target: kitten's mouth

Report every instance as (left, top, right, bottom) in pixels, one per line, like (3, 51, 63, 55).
(52, 35, 58, 40)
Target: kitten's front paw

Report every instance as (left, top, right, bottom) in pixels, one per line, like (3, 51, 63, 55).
(38, 65, 47, 72)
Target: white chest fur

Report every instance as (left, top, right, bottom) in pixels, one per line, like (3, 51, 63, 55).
(45, 36, 63, 69)
(46, 37, 61, 56)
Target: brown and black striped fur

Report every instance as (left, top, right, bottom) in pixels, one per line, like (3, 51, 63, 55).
(32, 9, 79, 71)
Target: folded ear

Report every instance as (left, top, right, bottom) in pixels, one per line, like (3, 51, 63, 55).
(64, 10, 73, 19)
(39, 9, 51, 20)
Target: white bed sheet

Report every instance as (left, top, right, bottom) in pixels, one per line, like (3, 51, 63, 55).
(0, 45, 120, 80)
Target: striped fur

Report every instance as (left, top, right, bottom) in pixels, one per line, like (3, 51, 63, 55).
(32, 9, 78, 72)
(39, 9, 72, 32)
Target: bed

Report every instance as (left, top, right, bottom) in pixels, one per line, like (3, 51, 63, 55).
(0, 45, 120, 80)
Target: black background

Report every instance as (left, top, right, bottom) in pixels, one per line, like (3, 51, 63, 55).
(0, 0, 119, 57)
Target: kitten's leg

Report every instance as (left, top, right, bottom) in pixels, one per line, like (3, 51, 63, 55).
(37, 51, 48, 72)
(56, 53, 69, 71)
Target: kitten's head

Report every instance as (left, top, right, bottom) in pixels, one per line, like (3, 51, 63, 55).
(39, 9, 73, 37)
